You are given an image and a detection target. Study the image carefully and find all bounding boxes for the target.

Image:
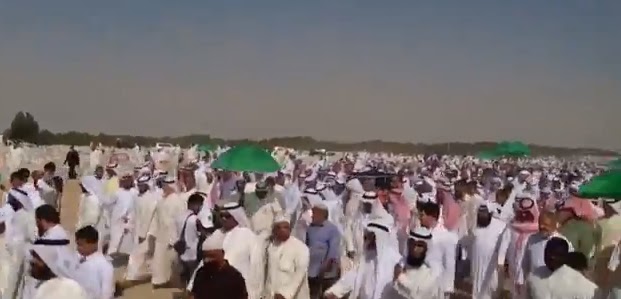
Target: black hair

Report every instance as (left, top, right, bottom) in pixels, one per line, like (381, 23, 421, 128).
(35, 204, 60, 224)
(187, 193, 204, 207)
(43, 162, 56, 172)
(75, 225, 99, 243)
(10, 171, 22, 182)
(544, 237, 570, 258)
(566, 251, 588, 272)
(17, 168, 30, 180)
(419, 202, 441, 219)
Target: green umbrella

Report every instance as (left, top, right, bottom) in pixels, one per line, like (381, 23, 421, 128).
(578, 170, 621, 199)
(607, 158, 621, 169)
(477, 150, 500, 160)
(477, 141, 531, 159)
(211, 144, 281, 172)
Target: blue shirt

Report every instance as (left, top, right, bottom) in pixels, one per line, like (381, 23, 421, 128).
(306, 220, 341, 278)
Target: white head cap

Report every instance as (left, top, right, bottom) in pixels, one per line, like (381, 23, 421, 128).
(273, 214, 290, 225)
(202, 232, 225, 251)
(34, 278, 88, 299)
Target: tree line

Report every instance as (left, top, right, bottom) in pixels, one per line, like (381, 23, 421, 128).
(2, 111, 616, 156)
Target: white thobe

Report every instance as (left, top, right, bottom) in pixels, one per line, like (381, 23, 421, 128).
(22, 183, 44, 209)
(0, 232, 10, 298)
(527, 265, 600, 299)
(187, 226, 258, 292)
(425, 223, 458, 294)
(467, 218, 508, 299)
(392, 264, 443, 299)
(255, 237, 310, 299)
(175, 211, 199, 262)
(497, 227, 535, 298)
(106, 189, 134, 255)
(37, 180, 58, 209)
(150, 192, 186, 285)
(251, 198, 284, 237)
(90, 149, 102, 172)
(124, 191, 159, 281)
(75, 252, 114, 299)
(521, 231, 573, 283)
(4, 209, 37, 299)
(327, 250, 402, 299)
(76, 193, 102, 230)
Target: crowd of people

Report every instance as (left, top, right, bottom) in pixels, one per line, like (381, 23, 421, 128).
(0, 148, 620, 299)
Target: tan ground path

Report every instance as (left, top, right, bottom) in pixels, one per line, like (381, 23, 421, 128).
(59, 180, 178, 299)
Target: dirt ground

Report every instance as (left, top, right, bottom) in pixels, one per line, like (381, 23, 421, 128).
(59, 180, 178, 299)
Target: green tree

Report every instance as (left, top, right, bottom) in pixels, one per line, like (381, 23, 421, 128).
(8, 111, 40, 143)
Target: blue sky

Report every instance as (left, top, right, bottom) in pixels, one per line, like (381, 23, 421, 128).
(0, 1, 619, 148)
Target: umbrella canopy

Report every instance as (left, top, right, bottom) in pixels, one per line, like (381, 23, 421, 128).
(210, 144, 281, 172)
(477, 141, 531, 159)
(608, 158, 621, 169)
(578, 170, 621, 200)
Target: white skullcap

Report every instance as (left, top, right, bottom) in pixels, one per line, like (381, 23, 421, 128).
(312, 202, 329, 211)
(202, 231, 225, 251)
(273, 214, 290, 224)
(408, 227, 432, 242)
(105, 163, 118, 169)
(34, 278, 88, 299)
(137, 175, 151, 184)
(519, 170, 530, 176)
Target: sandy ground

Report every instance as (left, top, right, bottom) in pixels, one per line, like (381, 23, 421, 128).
(59, 180, 178, 299)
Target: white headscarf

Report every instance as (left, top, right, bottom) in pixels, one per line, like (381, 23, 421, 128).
(221, 202, 251, 228)
(30, 241, 78, 280)
(350, 220, 402, 299)
(34, 278, 88, 299)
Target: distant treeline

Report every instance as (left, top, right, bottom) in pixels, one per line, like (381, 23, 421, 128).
(3, 111, 617, 156)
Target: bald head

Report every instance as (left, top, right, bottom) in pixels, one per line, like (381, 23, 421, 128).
(538, 211, 559, 237)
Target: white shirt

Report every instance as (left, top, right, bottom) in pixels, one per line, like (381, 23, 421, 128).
(75, 252, 115, 299)
(425, 223, 458, 293)
(175, 210, 199, 261)
(522, 231, 573, 279)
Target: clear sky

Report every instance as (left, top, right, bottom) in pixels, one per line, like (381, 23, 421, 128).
(0, 1, 619, 148)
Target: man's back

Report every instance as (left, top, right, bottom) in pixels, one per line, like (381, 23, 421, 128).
(192, 261, 247, 299)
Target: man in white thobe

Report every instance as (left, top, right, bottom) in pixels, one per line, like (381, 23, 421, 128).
(150, 176, 186, 287)
(122, 176, 159, 283)
(4, 186, 38, 299)
(520, 211, 573, 294)
(0, 206, 12, 298)
(466, 202, 509, 299)
(325, 219, 402, 299)
(392, 227, 442, 299)
(187, 201, 257, 293)
(416, 201, 458, 297)
(527, 237, 600, 299)
(74, 226, 115, 299)
(30, 242, 87, 299)
(105, 175, 135, 258)
(252, 215, 310, 299)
